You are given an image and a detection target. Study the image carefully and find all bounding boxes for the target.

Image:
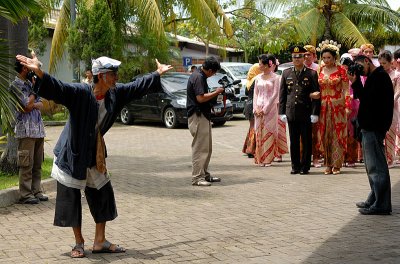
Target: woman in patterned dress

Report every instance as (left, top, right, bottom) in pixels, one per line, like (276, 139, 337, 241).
(242, 63, 262, 158)
(253, 54, 288, 166)
(378, 50, 400, 167)
(317, 47, 349, 175)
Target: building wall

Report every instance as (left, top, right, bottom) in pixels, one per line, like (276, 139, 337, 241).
(38, 38, 75, 82)
(38, 36, 244, 77)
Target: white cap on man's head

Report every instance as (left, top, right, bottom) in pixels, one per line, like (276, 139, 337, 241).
(92, 56, 121, 75)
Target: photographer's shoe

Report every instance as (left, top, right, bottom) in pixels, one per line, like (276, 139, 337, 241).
(356, 201, 370, 209)
(205, 176, 221, 182)
(192, 180, 211, 186)
(35, 193, 48, 201)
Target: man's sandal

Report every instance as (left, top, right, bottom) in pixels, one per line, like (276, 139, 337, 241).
(92, 240, 126, 254)
(71, 243, 85, 258)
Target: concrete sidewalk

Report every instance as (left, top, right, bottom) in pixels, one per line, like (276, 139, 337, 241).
(0, 120, 399, 263)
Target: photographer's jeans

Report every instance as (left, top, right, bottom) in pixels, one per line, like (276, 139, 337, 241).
(188, 113, 212, 183)
(361, 129, 392, 212)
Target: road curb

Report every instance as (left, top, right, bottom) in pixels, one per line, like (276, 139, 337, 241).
(0, 178, 56, 207)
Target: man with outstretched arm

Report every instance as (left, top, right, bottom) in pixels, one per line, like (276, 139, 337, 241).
(16, 54, 172, 258)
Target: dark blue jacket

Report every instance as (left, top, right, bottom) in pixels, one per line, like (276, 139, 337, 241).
(36, 72, 160, 180)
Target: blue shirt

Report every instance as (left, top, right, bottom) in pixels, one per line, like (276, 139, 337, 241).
(10, 76, 45, 139)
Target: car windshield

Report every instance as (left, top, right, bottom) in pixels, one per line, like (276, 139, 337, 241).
(161, 74, 190, 93)
(225, 65, 252, 79)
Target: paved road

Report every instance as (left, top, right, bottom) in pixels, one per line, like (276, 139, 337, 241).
(1, 119, 400, 263)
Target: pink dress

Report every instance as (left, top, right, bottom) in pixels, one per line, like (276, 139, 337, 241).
(253, 73, 288, 164)
(385, 70, 400, 163)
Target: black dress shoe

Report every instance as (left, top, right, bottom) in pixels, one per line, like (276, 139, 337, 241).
(19, 197, 39, 204)
(35, 194, 49, 201)
(205, 176, 221, 182)
(356, 201, 370, 208)
(300, 170, 309, 175)
(290, 169, 300, 174)
(359, 207, 391, 215)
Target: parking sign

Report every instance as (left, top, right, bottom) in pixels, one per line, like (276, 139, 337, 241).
(183, 57, 192, 67)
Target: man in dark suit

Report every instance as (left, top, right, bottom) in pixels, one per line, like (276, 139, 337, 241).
(279, 45, 320, 174)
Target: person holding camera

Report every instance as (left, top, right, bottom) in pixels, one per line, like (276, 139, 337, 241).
(187, 56, 224, 186)
(348, 55, 394, 215)
(279, 46, 320, 175)
(10, 59, 47, 205)
(16, 53, 173, 257)
(253, 54, 288, 166)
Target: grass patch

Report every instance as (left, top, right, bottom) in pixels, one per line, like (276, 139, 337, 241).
(42, 111, 68, 122)
(0, 156, 53, 190)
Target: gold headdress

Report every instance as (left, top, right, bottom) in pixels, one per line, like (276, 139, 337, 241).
(316, 39, 341, 57)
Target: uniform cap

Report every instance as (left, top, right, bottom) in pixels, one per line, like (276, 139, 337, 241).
(290, 45, 307, 58)
(290, 45, 307, 53)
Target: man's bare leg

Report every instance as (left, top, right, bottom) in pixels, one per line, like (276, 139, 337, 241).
(92, 222, 125, 252)
(71, 227, 85, 258)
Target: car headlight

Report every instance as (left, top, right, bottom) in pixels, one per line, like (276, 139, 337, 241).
(176, 99, 187, 106)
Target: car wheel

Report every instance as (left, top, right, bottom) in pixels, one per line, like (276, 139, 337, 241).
(163, 107, 178, 129)
(213, 121, 226, 127)
(120, 106, 134, 125)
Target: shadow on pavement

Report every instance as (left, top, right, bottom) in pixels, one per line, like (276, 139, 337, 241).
(61, 238, 206, 261)
(304, 179, 400, 263)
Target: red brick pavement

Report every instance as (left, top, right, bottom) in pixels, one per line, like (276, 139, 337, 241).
(0, 119, 399, 263)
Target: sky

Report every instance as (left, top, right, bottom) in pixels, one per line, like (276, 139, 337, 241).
(387, 0, 400, 11)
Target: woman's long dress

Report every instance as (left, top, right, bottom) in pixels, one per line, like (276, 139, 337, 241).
(344, 85, 360, 164)
(385, 70, 400, 164)
(317, 65, 348, 168)
(253, 73, 288, 165)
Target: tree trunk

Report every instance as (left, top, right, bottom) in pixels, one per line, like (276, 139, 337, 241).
(0, 18, 28, 174)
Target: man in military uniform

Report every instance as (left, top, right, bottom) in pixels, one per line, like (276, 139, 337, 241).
(279, 45, 320, 174)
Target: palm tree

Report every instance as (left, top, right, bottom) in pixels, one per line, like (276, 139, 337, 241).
(260, 0, 400, 48)
(48, 0, 234, 73)
(0, 0, 41, 173)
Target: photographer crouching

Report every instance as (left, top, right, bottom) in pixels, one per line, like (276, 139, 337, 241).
(187, 56, 224, 186)
(348, 55, 394, 215)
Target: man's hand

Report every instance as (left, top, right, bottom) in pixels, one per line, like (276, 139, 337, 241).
(310, 91, 320, 100)
(155, 59, 173, 75)
(347, 72, 357, 83)
(16, 54, 44, 79)
(215, 87, 224, 94)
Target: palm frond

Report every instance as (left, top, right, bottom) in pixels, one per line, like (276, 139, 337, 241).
(203, 0, 234, 37)
(48, 0, 71, 74)
(331, 12, 368, 48)
(256, 0, 294, 15)
(0, 40, 19, 133)
(0, 0, 41, 23)
(295, 8, 324, 45)
(178, 0, 221, 36)
(344, 3, 400, 31)
(128, 0, 164, 37)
